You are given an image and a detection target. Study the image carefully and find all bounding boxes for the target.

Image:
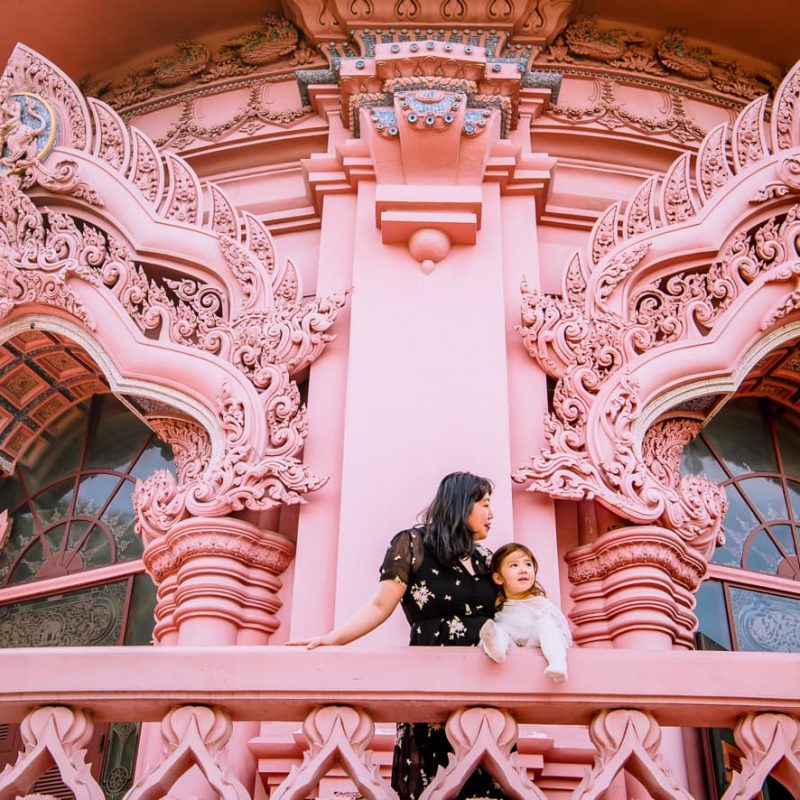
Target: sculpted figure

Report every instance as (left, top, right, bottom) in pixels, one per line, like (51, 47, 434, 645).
(0, 85, 46, 168)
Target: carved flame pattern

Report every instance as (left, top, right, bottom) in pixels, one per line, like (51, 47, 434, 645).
(516, 58, 800, 552)
(0, 45, 348, 546)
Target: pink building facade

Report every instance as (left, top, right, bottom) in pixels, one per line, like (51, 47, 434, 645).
(0, 1, 798, 798)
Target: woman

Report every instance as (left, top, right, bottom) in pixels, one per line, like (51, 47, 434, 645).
(290, 472, 503, 800)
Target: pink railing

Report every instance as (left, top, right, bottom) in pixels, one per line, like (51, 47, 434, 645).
(0, 646, 798, 799)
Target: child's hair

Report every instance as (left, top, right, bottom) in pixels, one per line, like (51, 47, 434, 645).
(490, 543, 546, 611)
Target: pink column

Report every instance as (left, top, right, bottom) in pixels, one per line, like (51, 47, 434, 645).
(135, 515, 295, 795)
(333, 181, 517, 640)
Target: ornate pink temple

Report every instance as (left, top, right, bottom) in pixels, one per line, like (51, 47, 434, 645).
(0, 1, 798, 798)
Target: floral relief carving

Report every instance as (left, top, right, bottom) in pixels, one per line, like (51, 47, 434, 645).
(515, 59, 800, 551)
(0, 45, 347, 546)
(530, 17, 781, 104)
(734, 95, 770, 173)
(81, 17, 316, 111)
(722, 713, 800, 799)
(567, 535, 706, 590)
(0, 706, 104, 800)
(154, 84, 313, 150)
(142, 517, 294, 584)
(4, 47, 90, 149)
(0, 175, 101, 328)
(148, 417, 212, 484)
(272, 706, 394, 800)
(697, 122, 734, 203)
(773, 64, 800, 151)
(547, 78, 705, 145)
(574, 709, 693, 800)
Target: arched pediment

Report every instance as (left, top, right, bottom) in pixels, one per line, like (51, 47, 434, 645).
(516, 58, 800, 557)
(0, 44, 347, 544)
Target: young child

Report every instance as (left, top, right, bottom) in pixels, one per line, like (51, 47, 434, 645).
(479, 543, 572, 682)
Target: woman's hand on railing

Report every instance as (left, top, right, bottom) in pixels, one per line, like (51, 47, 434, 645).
(286, 634, 334, 649)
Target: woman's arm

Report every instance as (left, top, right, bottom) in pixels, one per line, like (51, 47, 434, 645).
(287, 579, 407, 649)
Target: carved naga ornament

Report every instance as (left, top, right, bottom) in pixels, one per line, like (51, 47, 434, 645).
(0, 45, 346, 545)
(516, 57, 800, 558)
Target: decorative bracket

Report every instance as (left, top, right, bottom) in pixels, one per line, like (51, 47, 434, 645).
(419, 707, 546, 800)
(125, 706, 249, 800)
(302, 34, 556, 272)
(722, 713, 800, 799)
(271, 706, 394, 800)
(573, 709, 692, 800)
(0, 706, 103, 800)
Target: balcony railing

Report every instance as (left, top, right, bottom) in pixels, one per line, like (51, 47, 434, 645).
(0, 646, 798, 799)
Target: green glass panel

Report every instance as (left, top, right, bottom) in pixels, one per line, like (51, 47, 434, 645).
(712, 485, 758, 567)
(0, 580, 127, 647)
(43, 523, 68, 556)
(736, 476, 788, 521)
(786, 481, 800, 521)
(680, 436, 728, 483)
(729, 586, 800, 652)
(694, 580, 732, 650)
(75, 473, 121, 517)
(0, 476, 24, 515)
(0, 506, 34, 584)
(30, 479, 74, 527)
(775, 407, 800, 480)
(769, 524, 797, 557)
(76, 526, 114, 570)
(101, 481, 141, 561)
(17, 401, 88, 491)
(744, 530, 783, 575)
(124, 573, 157, 646)
(703, 397, 777, 476)
(8, 538, 46, 585)
(129, 438, 174, 482)
(84, 395, 150, 472)
(99, 722, 141, 800)
(67, 519, 93, 549)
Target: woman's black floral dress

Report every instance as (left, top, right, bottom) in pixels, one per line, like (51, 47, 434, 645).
(379, 527, 504, 800)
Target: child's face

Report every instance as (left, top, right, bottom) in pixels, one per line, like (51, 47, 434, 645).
(492, 550, 536, 599)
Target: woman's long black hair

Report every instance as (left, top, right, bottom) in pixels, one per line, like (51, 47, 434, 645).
(420, 472, 493, 565)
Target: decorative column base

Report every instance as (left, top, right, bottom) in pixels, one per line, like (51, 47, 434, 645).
(143, 516, 295, 646)
(566, 525, 706, 650)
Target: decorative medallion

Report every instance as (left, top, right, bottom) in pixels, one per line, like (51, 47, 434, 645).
(0, 89, 56, 174)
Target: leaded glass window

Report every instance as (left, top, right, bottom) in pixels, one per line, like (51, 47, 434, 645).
(0, 393, 173, 587)
(682, 396, 800, 655)
(0, 392, 173, 800)
(683, 395, 797, 800)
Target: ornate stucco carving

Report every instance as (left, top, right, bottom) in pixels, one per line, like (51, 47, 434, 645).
(81, 16, 323, 112)
(271, 706, 394, 800)
(515, 57, 800, 553)
(574, 709, 692, 800)
(0, 707, 104, 800)
(282, 0, 575, 45)
(126, 706, 250, 800)
(533, 17, 782, 105)
(724, 713, 800, 799)
(419, 707, 546, 800)
(0, 45, 347, 544)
